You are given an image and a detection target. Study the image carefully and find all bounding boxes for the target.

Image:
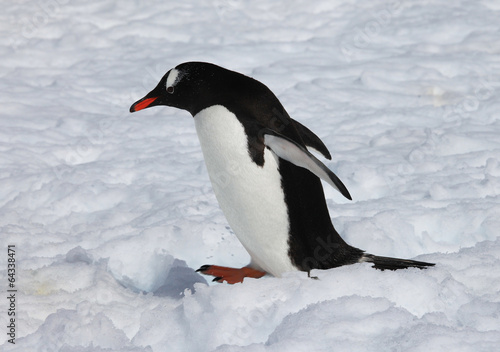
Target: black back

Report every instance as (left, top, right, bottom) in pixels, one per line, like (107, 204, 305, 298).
(279, 159, 364, 271)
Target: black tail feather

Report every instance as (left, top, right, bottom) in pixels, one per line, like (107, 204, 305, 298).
(362, 254, 435, 271)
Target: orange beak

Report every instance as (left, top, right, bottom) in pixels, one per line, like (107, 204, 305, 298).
(130, 97, 158, 112)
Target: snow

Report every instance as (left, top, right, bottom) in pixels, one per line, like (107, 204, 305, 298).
(1, 0, 500, 351)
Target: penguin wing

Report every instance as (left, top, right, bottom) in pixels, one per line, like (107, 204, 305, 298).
(262, 129, 352, 200)
(292, 120, 332, 160)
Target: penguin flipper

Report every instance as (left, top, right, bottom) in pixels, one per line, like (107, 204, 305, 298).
(262, 129, 352, 200)
(292, 120, 332, 160)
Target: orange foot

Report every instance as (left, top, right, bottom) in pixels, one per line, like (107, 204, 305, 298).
(196, 265, 267, 284)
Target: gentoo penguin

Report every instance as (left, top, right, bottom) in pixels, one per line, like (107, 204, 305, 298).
(130, 62, 434, 284)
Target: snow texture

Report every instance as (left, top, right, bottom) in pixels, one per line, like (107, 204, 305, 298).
(1, 0, 500, 351)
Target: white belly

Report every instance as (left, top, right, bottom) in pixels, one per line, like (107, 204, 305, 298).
(193, 105, 297, 277)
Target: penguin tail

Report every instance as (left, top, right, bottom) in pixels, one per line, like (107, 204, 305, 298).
(361, 253, 435, 271)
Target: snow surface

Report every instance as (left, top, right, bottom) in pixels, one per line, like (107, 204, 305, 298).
(1, 0, 500, 351)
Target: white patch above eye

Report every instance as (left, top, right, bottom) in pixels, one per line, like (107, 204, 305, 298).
(165, 68, 180, 89)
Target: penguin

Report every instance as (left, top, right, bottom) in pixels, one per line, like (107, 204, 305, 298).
(130, 62, 434, 284)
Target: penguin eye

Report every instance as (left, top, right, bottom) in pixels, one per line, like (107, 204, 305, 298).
(166, 86, 174, 94)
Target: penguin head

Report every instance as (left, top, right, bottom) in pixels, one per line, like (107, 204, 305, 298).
(130, 62, 229, 116)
